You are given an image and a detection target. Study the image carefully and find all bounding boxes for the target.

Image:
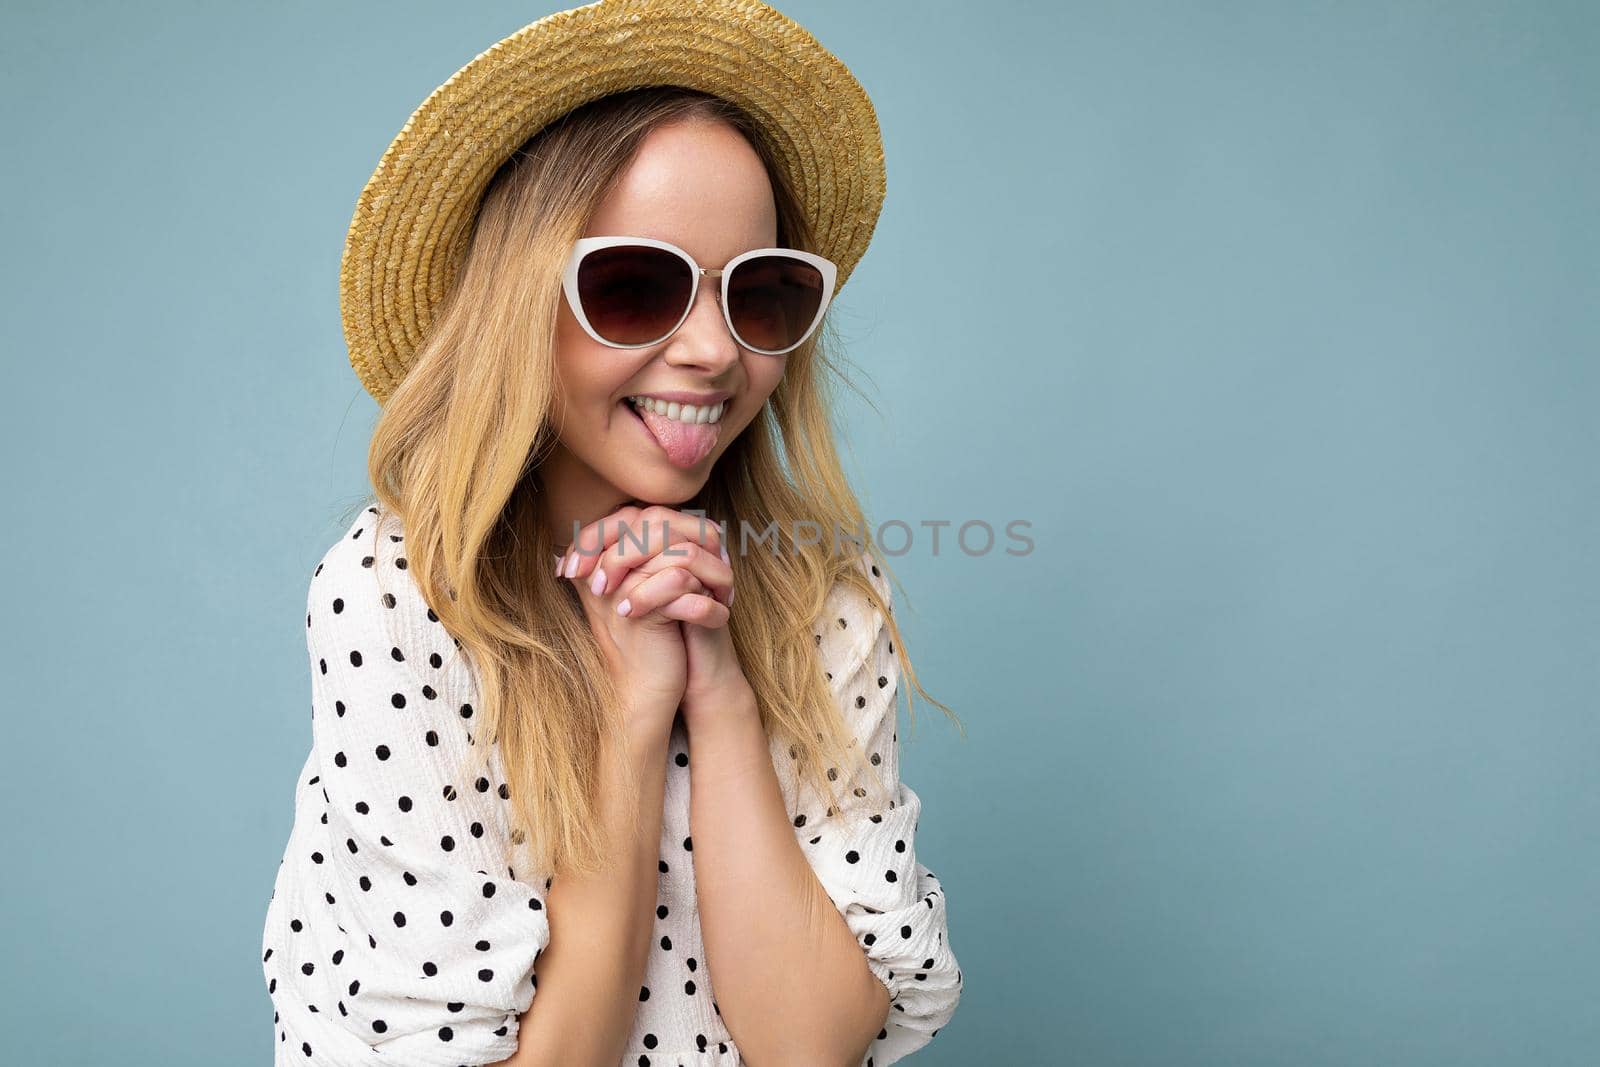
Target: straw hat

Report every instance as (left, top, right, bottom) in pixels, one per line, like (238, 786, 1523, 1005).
(338, 0, 887, 405)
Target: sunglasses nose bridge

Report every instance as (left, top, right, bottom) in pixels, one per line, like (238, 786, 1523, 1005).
(664, 266, 741, 364)
(694, 266, 726, 309)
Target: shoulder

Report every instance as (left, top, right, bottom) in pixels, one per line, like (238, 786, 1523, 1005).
(792, 549, 903, 811)
(305, 502, 477, 704)
(305, 503, 414, 641)
(815, 549, 900, 745)
(308, 502, 406, 599)
(815, 547, 894, 671)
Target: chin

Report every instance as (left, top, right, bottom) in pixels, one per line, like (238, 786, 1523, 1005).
(619, 477, 707, 507)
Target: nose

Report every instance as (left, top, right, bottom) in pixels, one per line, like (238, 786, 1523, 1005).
(663, 274, 741, 372)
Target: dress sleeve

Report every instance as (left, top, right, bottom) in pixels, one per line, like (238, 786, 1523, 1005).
(793, 553, 964, 1067)
(268, 509, 551, 1066)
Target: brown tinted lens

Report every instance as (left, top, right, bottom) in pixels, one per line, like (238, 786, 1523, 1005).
(576, 245, 694, 345)
(726, 255, 825, 352)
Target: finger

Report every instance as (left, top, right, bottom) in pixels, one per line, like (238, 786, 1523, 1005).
(615, 565, 707, 620)
(580, 508, 728, 596)
(564, 537, 663, 600)
(598, 506, 724, 579)
(560, 503, 656, 579)
(619, 540, 733, 607)
(559, 504, 645, 580)
(651, 591, 730, 627)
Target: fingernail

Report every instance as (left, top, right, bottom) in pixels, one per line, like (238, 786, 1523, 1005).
(616, 598, 632, 617)
(728, 587, 735, 607)
(565, 553, 579, 579)
(590, 568, 607, 596)
(721, 543, 729, 565)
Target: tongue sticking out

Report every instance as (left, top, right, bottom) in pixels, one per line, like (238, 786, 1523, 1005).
(632, 403, 720, 469)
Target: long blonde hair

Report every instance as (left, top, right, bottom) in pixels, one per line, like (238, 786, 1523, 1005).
(344, 85, 961, 879)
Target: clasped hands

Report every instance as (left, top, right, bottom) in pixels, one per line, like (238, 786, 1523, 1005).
(556, 504, 752, 727)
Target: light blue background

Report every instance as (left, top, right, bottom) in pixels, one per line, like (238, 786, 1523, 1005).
(2, 1, 1595, 1064)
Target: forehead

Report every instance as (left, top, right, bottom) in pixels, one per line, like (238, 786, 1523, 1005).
(585, 117, 780, 265)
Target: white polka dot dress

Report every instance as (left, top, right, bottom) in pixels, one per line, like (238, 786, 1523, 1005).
(261, 503, 962, 1065)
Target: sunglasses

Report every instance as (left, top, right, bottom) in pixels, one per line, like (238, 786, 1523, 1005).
(563, 235, 838, 355)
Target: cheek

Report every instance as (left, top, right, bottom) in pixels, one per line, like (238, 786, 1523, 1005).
(552, 341, 652, 433)
(743, 356, 787, 410)
(554, 318, 615, 396)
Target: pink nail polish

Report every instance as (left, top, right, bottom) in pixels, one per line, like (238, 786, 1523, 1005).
(590, 568, 607, 596)
(616, 598, 632, 617)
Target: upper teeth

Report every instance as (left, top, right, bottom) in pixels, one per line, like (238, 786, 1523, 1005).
(629, 396, 725, 424)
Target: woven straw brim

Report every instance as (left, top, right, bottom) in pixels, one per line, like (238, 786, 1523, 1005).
(339, 0, 886, 405)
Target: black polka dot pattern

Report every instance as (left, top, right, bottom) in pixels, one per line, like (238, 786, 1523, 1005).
(780, 549, 964, 1065)
(261, 506, 551, 1065)
(263, 507, 961, 1066)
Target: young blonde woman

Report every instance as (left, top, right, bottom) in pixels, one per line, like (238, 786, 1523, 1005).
(261, 3, 965, 1065)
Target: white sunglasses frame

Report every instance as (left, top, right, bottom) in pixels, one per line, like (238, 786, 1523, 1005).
(562, 235, 838, 356)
